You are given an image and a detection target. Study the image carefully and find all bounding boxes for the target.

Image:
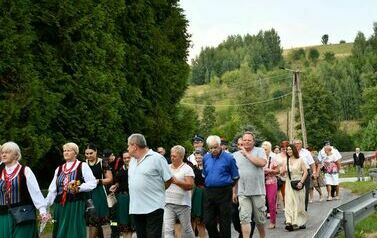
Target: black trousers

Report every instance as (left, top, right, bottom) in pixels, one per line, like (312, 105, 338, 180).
(133, 208, 164, 238)
(204, 186, 233, 238)
(304, 169, 312, 211)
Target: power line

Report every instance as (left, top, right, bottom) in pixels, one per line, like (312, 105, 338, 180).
(227, 73, 291, 88)
(184, 76, 291, 99)
(181, 92, 292, 108)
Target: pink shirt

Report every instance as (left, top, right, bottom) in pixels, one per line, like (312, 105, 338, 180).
(264, 154, 278, 185)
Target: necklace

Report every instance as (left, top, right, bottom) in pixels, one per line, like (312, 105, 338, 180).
(3, 164, 21, 191)
(63, 159, 77, 174)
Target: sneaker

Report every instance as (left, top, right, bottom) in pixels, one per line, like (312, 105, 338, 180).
(327, 197, 332, 201)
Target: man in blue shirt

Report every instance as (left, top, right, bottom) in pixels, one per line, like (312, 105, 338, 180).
(203, 135, 239, 238)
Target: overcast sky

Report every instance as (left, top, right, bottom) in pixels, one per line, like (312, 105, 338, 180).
(179, 0, 377, 61)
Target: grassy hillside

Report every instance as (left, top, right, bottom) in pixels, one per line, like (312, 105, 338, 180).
(283, 42, 353, 59)
(183, 42, 356, 133)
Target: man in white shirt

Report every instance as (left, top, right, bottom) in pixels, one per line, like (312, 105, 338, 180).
(294, 139, 315, 211)
(128, 133, 173, 238)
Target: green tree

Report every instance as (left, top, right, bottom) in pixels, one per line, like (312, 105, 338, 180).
(361, 85, 377, 123)
(0, 1, 191, 180)
(302, 75, 339, 149)
(323, 51, 336, 63)
(321, 34, 329, 45)
(200, 105, 216, 136)
(360, 115, 377, 150)
(289, 48, 306, 61)
(308, 48, 320, 63)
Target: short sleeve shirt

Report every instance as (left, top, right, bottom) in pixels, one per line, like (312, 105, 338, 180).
(128, 149, 172, 214)
(299, 148, 314, 169)
(233, 147, 266, 196)
(165, 163, 195, 206)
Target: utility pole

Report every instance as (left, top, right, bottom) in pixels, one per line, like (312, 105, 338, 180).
(289, 73, 296, 143)
(284, 68, 307, 148)
(296, 72, 308, 148)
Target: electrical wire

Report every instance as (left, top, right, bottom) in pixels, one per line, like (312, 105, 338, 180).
(181, 92, 292, 107)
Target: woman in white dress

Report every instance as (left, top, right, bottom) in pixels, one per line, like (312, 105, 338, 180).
(281, 144, 308, 231)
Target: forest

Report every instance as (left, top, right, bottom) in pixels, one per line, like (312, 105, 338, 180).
(1, 1, 377, 185)
(186, 24, 377, 151)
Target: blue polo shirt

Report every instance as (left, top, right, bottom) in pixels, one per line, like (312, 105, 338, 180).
(203, 150, 239, 187)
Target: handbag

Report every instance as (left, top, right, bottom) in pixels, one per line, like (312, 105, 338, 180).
(106, 193, 117, 208)
(85, 198, 97, 224)
(287, 158, 304, 191)
(8, 205, 36, 224)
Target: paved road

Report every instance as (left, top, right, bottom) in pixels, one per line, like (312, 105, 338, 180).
(247, 187, 356, 238)
(42, 186, 357, 238)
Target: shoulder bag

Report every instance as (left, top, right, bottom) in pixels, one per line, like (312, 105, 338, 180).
(287, 158, 304, 191)
(9, 205, 36, 224)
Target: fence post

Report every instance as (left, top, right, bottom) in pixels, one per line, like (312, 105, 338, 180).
(344, 211, 355, 238)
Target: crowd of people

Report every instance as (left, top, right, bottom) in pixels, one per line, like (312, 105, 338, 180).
(0, 132, 363, 238)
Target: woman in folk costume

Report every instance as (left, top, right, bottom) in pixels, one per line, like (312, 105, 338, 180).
(0, 141, 50, 238)
(46, 142, 96, 238)
(85, 143, 113, 238)
(109, 152, 134, 238)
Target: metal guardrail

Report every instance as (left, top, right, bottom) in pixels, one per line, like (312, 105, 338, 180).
(313, 189, 377, 238)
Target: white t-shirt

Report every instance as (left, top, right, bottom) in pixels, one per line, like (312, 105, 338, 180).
(187, 153, 198, 166)
(299, 148, 315, 169)
(165, 163, 195, 206)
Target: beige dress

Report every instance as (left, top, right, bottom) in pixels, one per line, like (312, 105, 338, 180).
(284, 157, 308, 226)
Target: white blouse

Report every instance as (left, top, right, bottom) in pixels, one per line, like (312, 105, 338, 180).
(1, 162, 47, 215)
(45, 160, 97, 207)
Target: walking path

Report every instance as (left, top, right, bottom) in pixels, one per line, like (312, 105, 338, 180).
(43, 180, 361, 238)
(248, 187, 356, 238)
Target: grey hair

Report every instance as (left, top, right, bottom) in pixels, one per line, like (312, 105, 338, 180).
(262, 141, 272, 151)
(1, 141, 22, 161)
(63, 142, 79, 155)
(293, 139, 302, 144)
(206, 135, 221, 147)
(128, 133, 147, 148)
(171, 145, 185, 158)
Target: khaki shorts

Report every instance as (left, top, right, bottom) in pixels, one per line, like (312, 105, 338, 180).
(238, 195, 266, 224)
